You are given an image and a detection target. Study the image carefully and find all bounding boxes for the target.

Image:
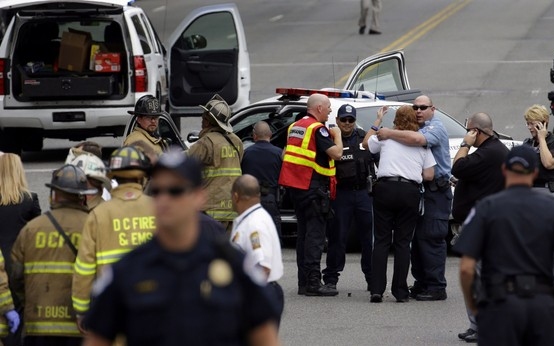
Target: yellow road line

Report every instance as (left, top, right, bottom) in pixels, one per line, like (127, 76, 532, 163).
(336, 0, 473, 87)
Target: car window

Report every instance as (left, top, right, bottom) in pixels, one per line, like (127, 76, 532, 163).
(355, 106, 467, 138)
(348, 58, 405, 93)
(131, 15, 151, 54)
(140, 13, 159, 54)
(180, 12, 238, 51)
(232, 109, 276, 139)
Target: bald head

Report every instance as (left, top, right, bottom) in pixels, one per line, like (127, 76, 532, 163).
(414, 95, 433, 106)
(232, 174, 261, 200)
(253, 121, 272, 141)
(468, 112, 493, 133)
(306, 93, 331, 122)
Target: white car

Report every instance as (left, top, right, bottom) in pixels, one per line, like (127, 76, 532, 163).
(0, 0, 250, 153)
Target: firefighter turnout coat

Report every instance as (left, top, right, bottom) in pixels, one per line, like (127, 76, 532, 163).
(187, 128, 243, 222)
(123, 127, 168, 156)
(72, 183, 155, 315)
(0, 251, 14, 341)
(11, 204, 89, 337)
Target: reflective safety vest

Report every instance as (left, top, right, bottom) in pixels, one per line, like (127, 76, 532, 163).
(188, 129, 244, 222)
(279, 115, 336, 190)
(11, 205, 88, 337)
(72, 183, 155, 315)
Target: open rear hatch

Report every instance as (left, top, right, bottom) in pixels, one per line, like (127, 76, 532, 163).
(3, 0, 130, 102)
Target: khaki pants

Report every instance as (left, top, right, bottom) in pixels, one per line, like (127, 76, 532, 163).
(359, 0, 382, 31)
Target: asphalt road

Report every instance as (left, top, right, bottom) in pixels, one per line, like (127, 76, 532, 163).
(18, 0, 554, 344)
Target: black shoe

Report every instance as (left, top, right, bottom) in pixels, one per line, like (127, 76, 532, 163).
(369, 29, 382, 35)
(359, 26, 366, 35)
(458, 329, 476, 340)
(370, 294, 383, 303)
(297, 286, 306, 295)
(465, 333, 478, 343)
(409, 285, 424, 299)
(306, 284, 338, 297)
(396, 297, 409, 303)
(416, 290, 447, 301)
(324, 283, 337, 291)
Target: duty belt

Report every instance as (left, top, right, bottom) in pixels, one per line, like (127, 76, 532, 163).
(378, 176, 419, 187)
(337, 183, 367, 191)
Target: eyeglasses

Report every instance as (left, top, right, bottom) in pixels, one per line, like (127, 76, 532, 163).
(466, 127, 480, 133)
(339, 117, 356, 124)
(412, 105, 432, 111)
(150, 185, 193, 198)
(141, 116, 159, 122)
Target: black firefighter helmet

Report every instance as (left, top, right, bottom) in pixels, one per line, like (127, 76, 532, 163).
(45, 164, 98, 195)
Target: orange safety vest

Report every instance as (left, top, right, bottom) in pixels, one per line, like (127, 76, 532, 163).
(279, 115, 336, 196)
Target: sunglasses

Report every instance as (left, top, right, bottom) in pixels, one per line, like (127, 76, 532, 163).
(339, 117, 356, 124)
(412, 105, 432, 111)
(150, 185, 193, 198)
(466, 127, 480, 133)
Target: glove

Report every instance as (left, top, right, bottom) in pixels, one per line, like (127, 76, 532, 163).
(5, 310, 20, 333)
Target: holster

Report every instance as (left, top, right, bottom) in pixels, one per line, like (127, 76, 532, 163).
(314, 187, 334, 219)
(486, 274, 507, 302)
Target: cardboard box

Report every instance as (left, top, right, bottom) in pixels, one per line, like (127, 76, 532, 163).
(58, 30, 92, 72)
(94, 53, 121, 73)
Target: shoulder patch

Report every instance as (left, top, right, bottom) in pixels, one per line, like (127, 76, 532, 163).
(250, 231, 261, 250)
(319, 127, 329, 137)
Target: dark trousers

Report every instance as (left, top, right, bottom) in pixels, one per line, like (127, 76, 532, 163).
(291, 188, 328, 287)
(24, 336, 82, 346)
(261, 194, 282, 239)
(268, 282, 284, 328)
(478, 294, 554, 346)
(411, 187, 452, 291)
(323, 188, 373, 285)
(371, 181, 420, 299)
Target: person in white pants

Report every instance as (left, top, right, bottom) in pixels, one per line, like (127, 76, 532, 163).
(359, 0, 382, 35)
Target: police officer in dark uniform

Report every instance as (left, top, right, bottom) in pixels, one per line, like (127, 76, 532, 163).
(279, 94, 343, 297)
(522, 104, 554, 192)
(322, 104, 374, 292)
(83, 150, 279, 346)
(454, 145, 554, 346)
(241, 121, 283, 237)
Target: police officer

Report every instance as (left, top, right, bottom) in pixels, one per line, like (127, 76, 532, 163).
(123, 95, 169, 156)
(230, 174, 284, 326)
(279, 93, 343, 296)
(377, 95, 451, 301)
(188, 94, 243, 232)
(241, 121, 283, 237)
(72, 146, 155, 331)
(454, 145, 554, 346)
(322, 104, 374, 292)
(69, 154, 111, 210)
(12, 165, 96, 345)
(83, 151, 279, 346)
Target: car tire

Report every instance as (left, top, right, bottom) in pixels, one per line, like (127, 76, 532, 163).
(0, 128, 22, 155)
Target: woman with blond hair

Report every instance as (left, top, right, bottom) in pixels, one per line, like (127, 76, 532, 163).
(363, 105, 436, 303)
(523, 104, 554, 192)
(0, 154, 40, 274)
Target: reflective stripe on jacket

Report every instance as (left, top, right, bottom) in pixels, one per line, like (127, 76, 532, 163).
(279, 115, 335, 190)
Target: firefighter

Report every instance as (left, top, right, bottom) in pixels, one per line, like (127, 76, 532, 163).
(69, 153, 111, 210)
(11, 164, 96, 346)
(72, 146, 155, 332)
(123, 95, 169, 156)
(187, 94, 243, 231)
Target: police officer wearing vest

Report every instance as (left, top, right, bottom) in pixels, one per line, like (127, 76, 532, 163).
(241, 121, 283, 237)
(279, 93, 343, 297)
(72, 146, 155, 332)
(188, 94, 244, 232)
(124, 95, 169, 156)
(83, 151, 279, 346)
(12, 165, 96, 345)
(454, 145, 554, 345)
(322, 104, 374, 292)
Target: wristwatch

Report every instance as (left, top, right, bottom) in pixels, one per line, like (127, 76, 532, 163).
(371, 125, 379, 131)
(460, 141, 471, 149)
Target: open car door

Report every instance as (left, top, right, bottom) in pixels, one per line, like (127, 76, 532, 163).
(123, 113, 186, 150)
(167, 3, 250, 116)
(344, 51, 411, 96)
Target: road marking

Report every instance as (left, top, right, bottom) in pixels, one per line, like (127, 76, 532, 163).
(336, 0, 473, 87)
(152, 5, 166, 13)
(26, 168, 57, 173)
(269, 14, 284, 22)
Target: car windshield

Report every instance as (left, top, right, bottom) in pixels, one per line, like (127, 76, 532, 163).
(355, 105, 466, 138)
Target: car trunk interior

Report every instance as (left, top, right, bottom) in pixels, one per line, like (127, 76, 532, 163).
(11, 17, 128, 101)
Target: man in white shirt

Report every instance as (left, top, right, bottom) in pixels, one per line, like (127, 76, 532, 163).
(231, 174, 284, 325)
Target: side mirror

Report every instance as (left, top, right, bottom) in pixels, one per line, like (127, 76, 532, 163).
(183, 34, 207, 50)
(187, 131, 200, 143)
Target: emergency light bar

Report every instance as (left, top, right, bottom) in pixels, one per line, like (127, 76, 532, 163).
(276, 88, 383, 100)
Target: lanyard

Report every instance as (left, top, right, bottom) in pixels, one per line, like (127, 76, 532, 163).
(233, 206, 262, 230)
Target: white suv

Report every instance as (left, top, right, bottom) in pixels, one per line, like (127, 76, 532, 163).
(0, 0, 250, 153)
